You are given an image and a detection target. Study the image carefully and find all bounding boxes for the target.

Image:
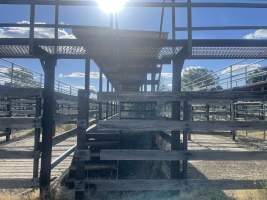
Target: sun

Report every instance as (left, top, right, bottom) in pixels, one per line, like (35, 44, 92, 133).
(97, 0, 127, 13)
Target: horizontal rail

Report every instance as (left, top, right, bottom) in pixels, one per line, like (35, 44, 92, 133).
(99, 120, 267, 132)
(1, 23, 267, 32)
(100, 150, 267, 161)
(0, 149, 33, 159)
(51, 145, 76, 169)
(98, 91, 267, 103)
(0, 87, 42, 98)
(52, 128, 77, 146)
(0, 117, 40, 129)
(85, 179, 267, 191)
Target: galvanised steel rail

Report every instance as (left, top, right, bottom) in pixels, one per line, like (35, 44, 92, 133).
(0, 59, 95, 96)
(183, 59, 267, 91)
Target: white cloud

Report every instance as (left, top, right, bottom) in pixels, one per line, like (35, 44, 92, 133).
(220, 63, 261, 74)
(75, 85, 97, 92)
(0, 21, 75, 39)
(161, 66, 205, 82)
(59, 71, 100, 79)
(0, 67, 9, 74)
(244, 29, 267, 39)
(182, 66, 204, 76)
(61, 72, 85, 78)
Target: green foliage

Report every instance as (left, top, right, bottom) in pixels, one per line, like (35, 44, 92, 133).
(182, 67, 216, 91)
(247, 68, 267, 84)
(5, 67, 38, 87)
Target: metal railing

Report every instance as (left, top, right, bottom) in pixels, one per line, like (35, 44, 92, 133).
(184, 59, 267, 91)
(0, 59, 81, 96)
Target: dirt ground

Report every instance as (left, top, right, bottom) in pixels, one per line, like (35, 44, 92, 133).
(1, 132, 267, 200)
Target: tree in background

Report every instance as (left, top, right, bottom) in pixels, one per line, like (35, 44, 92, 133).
(247, 67, 267, 84)
(182, 67, 218, 91)
(158, 67, 219, 92)
(3, 67, 38, 87)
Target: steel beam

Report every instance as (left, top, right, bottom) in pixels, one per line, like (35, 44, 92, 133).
(39, 57, 57, 200)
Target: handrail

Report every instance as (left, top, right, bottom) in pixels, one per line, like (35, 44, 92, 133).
(0, 59, 97, 96)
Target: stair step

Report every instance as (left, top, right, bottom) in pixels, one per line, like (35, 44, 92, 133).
(94, 129, 120, 134)
(85, 164, 117, 170)
(86, 133, 120, 141)
(71, 163, 117, 171)
(86, 140, 119, 147)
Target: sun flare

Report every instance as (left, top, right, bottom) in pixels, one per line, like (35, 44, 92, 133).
(97, 0, 127, 13)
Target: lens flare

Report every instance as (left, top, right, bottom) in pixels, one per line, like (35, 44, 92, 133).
(97, 0, 127, 13)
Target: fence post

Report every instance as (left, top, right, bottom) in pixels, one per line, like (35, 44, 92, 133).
(5, 99, 12, 141)
(33, 97, 42, 184)
(171, 57, 184, 179)
(182, 100, 191, 178)
(206, 104, 210, 121)
(230, 65, 233, 89)
(231, 102, 236, 141)
(75, 90, 89, 200)
(10, 63, 14, 86)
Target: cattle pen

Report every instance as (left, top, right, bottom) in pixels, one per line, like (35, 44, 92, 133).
(0, 1, 267, 200)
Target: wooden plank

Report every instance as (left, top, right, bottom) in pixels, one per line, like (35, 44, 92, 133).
(99, 119, 267, 131)
(100, 150, 267, 161)
(0, 117, 40, 129)
(0, 149, 33, 159)
(85, 179, 267, 191)
(0, 87, 42, 98)
(98, 91, 267, 102)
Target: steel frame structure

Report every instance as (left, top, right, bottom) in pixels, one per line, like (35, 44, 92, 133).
(1, 1, 267, 199)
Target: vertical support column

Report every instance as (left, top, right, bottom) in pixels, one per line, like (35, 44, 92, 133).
(264, 103, 266, 140)
(187, 0, 192, 56)
(33, 97, 42, 183)
(151, 72, 156, 92)
(106, 79, 109, 118)
(206, 104, 210, 121)
(39, 57, 57, 199)
(182, 100, 191, 178)
(230, 65, 233, 89)
(231, 102, 236, 141)
(29, 3, 35, 54)
(54, 0, 59, 54)
(5, 99, 12, 141)
(171, 58, 184, 179)
(99, 69, 103, 120)
(85, 59, 90, 122)
(75, 90, 89, 200)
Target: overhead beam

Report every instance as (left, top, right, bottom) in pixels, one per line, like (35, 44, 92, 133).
(1, 1, 267, 9)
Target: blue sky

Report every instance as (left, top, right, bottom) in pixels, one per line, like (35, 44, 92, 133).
(1, 1, 267, 91)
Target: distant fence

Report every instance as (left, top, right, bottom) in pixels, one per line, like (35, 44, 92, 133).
(184, 59, 267, 91)
(0, 59, 97, 96)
